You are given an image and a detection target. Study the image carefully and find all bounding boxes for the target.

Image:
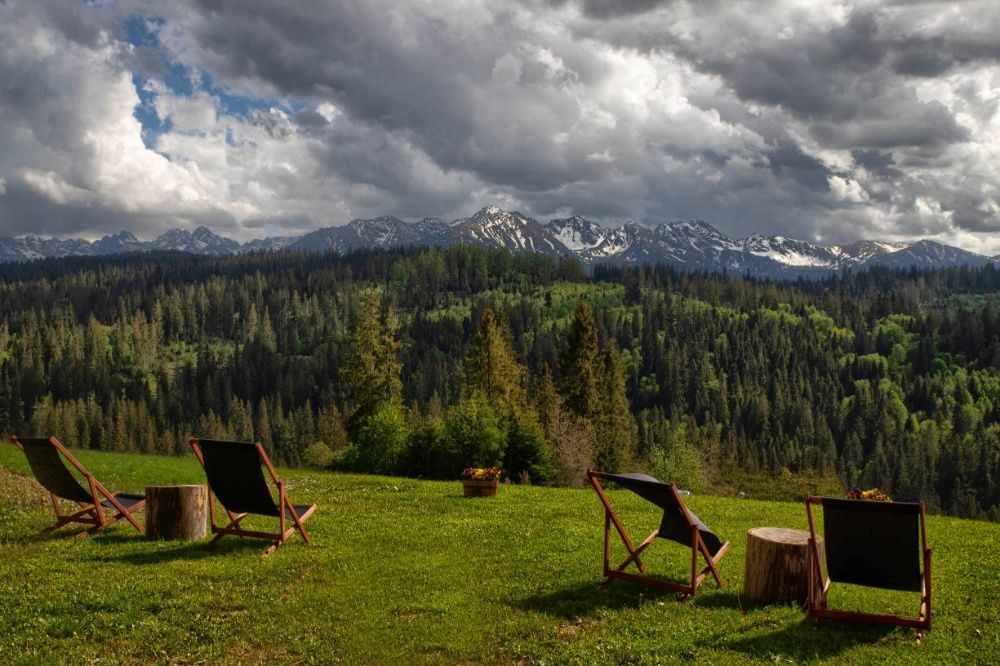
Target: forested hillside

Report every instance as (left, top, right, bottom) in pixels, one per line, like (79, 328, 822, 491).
(1, 247, 998, 519)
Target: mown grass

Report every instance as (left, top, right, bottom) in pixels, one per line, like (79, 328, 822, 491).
(1, 445, 998, 665)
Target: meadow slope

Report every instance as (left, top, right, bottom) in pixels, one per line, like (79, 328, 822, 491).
(1, 446, 998, 665)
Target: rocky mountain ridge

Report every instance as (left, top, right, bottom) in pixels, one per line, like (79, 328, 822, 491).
(1, 208, 995, 278)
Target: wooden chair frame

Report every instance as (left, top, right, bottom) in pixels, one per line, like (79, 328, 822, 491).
(11, 435, 145, 539)
(189, 438, 316, 555)
(806, 495, 931, 631)
(587, 470, 730, 597)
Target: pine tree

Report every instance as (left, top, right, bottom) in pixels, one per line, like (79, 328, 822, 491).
(559, 299, 600, 418)
(317, 403, 350, 451)
(593, 344, 637, 472)
(463, 308, 526, 419)
(343, 289, 403, 432)
(533, 363, 561, 442)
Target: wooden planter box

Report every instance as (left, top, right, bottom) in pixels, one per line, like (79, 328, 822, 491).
(462, 479, 499, 497)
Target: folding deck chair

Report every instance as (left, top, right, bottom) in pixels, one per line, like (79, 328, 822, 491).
(806, 496, 931, 631)
(10, 435, 145, 539)
(189, 438, 317, 555)
(587, 470, 730, 597)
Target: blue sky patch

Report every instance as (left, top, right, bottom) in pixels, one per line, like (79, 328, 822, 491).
(123, 13, 304, 146)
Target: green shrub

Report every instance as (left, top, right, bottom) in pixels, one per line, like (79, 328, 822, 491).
(355, 404, 410, 475)
(649, 438, 708, 494)
(504, 407, 553, 485)
(302, 441, 335, 470)
(443, 395, 505, 470)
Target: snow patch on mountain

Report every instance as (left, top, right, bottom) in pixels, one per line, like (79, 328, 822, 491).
(739, 234, 842, 268)
(0, 208, 994, 279)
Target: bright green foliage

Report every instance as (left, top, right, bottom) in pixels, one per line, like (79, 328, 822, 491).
(354, 403, 409, 475)
(302, 441, 334, 469)
(649, 420, 708, 493)
(463, 308, 551, 482)
(443, 394, 505, 469)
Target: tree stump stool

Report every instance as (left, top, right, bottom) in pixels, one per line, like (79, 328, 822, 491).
(145, 485, 208, 541)
(744, 527, 823, 605)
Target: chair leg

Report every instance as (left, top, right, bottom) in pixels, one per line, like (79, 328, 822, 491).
(204, 513, 249, 550)
(45, 505, 97, 535)
(297, 521, 312, 545)
(283, 497, 313, 546)
(74, 509, 104, 539)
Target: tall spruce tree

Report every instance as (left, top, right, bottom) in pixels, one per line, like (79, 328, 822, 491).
(594, 343, 637, 472)
(559, 299, 600, 419)
(343, 289, 403, 433)
(463, 308, 525, 418)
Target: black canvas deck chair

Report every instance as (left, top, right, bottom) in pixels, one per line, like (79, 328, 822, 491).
(587, 470, 730, 597)
(806, 496, 931, 631)
(11, 435, 145, 539)
(189, 438, 316, 555)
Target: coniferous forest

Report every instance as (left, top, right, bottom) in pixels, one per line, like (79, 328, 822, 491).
(1, 247, 998, 520)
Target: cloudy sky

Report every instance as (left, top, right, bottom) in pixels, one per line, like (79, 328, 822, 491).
(1, 0, 999, 253)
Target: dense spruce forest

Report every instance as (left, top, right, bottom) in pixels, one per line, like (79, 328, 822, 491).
(1, 247, 998, 519)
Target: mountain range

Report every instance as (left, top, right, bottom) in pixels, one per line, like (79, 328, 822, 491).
(1, 206, 995, 279)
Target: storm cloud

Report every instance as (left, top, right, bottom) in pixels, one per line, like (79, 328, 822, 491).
(0, 0, 998, 253)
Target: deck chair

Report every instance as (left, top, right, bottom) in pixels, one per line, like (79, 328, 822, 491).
(189, 438, 317, 555)
(10, 435, 145, 539)
(806, 496, 931, 631)
(587, 470, 730, 597)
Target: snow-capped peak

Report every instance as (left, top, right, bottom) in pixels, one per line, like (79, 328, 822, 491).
(545, 216, 608, 251)
(736, 234, 842, 268)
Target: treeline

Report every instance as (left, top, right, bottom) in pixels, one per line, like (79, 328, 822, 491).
(0, 247, 998, 519)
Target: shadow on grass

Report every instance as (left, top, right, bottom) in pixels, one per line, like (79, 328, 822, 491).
(84, 536, 265, 564)
(516, 579, 736, 620)
(16, 525, 144, 546)
(704, 616, 895, 662)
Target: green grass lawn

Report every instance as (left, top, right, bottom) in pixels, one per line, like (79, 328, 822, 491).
(1, 445, 998, 665)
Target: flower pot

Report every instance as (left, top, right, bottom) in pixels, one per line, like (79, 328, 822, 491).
(462, 479, 499, 497)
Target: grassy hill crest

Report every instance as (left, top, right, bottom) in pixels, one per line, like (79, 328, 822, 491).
(1, 445, 998, 664)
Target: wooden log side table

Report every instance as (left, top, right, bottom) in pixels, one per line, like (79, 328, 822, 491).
(145, 484, 208, 541)
(744, 527, 824, 605)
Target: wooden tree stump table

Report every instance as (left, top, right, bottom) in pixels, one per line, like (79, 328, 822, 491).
(744, 527, 823, 605)
(145, 485, 208, 541)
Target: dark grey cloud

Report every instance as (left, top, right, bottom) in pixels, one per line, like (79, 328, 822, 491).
(0, 178, 238, 238)
(572, 0, 674, 19)
(1, 0, 999, 253)
(851, 149, 902, 180)
(766, 143, 832, 193)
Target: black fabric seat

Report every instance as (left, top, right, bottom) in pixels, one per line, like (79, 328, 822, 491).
(821, 497, 922, 591)
(189, 438, 317, 555)
(805, 495, 932, 631)
(592, 471, 725, 556)
(285, 504, 315, 519)
(587, 469, 730, 596)
(11, 435, 146, 539)
(197, 439, 283, 516)
(17, 437, 94, 503)
(101, 493, 147, 511)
